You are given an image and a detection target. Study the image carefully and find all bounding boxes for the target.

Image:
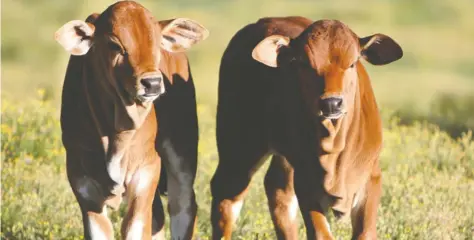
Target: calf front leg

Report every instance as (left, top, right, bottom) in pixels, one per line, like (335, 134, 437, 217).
(294, 169, 334, 240)
(80, 206, 114, 240)
(68, 156, 115, 240)
(161, 139, 198, 240)
(122, 161, 161, 240)
(351, 163, 382, 240)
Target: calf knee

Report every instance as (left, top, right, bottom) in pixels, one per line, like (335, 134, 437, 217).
(167, 174, 196, 213)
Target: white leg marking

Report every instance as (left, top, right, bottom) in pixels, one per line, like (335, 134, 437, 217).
(231, 200, 244, 224)
(107, 152, 125, 185)
(89, 216, 108, 240)
(126, 220, 144, 240)
(102, 206, 108, 216)
(324, 218, 331, 232)
(288, 195, 299, 222)
(135, 170, 152, 195)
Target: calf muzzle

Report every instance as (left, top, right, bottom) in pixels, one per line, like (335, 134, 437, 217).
(320, 96, 345, 119)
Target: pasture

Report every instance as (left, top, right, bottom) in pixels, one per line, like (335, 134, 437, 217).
(2, 0, 474, 239)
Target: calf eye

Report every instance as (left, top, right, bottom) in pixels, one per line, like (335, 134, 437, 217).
(349, 62, 356, 68)
(108, 41, 126, 55)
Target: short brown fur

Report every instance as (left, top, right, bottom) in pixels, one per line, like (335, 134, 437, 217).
(211, 16, 402, 240)
(58, 1, 207, 239)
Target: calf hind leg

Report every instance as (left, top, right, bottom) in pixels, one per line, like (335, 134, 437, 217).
(264, 155, 299, 240)
(210, 149, 268, 240)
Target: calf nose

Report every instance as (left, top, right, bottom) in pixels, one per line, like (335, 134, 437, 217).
(140, 77, 162, 95)
(321, 97, 343, 115)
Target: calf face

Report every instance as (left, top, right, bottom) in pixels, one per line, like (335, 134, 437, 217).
(252, 19, 402, 122)
(55, 1, 208, 131)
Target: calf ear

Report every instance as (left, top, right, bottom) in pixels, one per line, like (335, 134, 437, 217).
(252, 35, 290, 68)
(359, 34, 403, 65)
(85, 13, 100, 24)
(55, 20, 95, 56)
(160, 18, 209, 52)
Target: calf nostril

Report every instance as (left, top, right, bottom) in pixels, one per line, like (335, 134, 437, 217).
(140, 77, 162, 95)
(140, 79, 152, 89)
(335, 98, 343, 108)
(322, 97, 343, 113)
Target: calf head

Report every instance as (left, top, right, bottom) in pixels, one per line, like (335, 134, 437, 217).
(252, 19, 402, 152)
(55, 1, 208, 131)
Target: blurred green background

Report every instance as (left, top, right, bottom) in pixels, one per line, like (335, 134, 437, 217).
(2, 0, 474, 239)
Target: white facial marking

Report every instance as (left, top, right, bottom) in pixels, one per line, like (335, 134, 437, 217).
(89, 216, 108, 240)
(107, 152, 125, 185)
(231, 200, 244, 223)
(288, 195, 299, 222)
(126, 220, 144, 240)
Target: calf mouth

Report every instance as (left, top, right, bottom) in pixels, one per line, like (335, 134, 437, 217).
(135, 87, 165, 103)
(318, 110, 346, 120)
(136, 93, 161, 103)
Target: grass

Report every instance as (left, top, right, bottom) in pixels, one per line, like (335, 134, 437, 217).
(1, 97, 474, 239)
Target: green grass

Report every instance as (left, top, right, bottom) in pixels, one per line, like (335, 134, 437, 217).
(1, 98, 473, 239)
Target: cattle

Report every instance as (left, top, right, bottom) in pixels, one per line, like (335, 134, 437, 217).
(211, 16, 402, 240)
(54, 1, 208, 239)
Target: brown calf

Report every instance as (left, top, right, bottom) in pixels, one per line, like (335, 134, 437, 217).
(55, 1, 208, 239)
(211, 17, 402, 240)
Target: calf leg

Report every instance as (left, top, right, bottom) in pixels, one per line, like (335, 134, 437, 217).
(122, 162, 161, 240)
(159, 138, 198, 240)
(351, 163, 382, 240)
(81, 207, 114, 240)
(68, 158, 115, 240)
(294, 171, 334, 240)
(151, 191, 165, 240)
(264, 155, 299, 240)
(210, 149, 268, 240)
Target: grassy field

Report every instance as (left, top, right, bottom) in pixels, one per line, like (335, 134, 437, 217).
(2, 0, 474, 239)
(1, 97, 474, 239)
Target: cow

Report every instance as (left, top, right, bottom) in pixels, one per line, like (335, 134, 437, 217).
(211, 16, 402, 240)
(54, 1, 208, 239)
